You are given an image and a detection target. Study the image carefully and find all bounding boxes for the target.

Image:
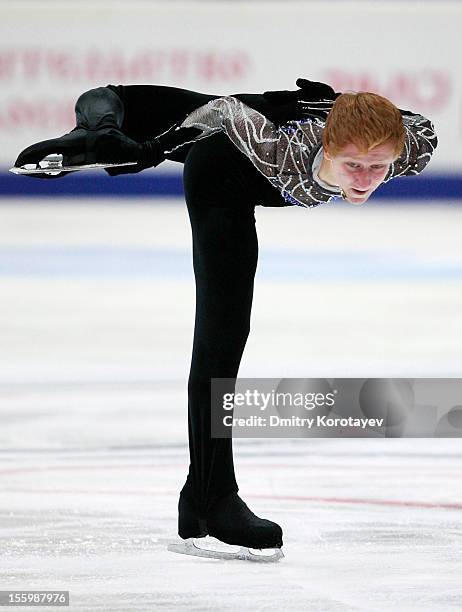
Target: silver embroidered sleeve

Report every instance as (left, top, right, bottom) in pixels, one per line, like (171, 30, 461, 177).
(274, 120, 329, 208)
(387, 114, 438, 181)
(181, 96, 280, 177)
(181, 97, 327, 208)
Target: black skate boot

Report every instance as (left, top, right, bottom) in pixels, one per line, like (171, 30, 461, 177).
(170, 492, 284, 562)
(13, 126, 150, 179)
(178, 494, 208, 539)
(207, 492, 283, 550)
(12, 86, 149, 178)
(14, 128, 99, 179)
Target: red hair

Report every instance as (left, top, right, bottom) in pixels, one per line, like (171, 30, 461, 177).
(323, 92, 405, 157)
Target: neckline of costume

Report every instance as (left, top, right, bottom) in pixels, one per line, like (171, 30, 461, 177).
(311, 146, 341, 194)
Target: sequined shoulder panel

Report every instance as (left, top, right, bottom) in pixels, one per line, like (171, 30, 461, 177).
(181, 96, 336, 208)
(385, 114, 438, 181)
(181, 96, 437, 208)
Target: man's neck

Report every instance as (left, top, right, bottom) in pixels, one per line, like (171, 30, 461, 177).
(318, 153, 339, 188)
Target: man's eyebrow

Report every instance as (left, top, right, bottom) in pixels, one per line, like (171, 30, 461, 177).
(344, 158, 389, 163)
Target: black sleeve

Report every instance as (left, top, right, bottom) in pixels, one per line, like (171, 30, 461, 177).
(108, 79, 339, 138)
(235, 78, 339, 127)
(106, 84, 218, 142)
(105, 80, 338, 166)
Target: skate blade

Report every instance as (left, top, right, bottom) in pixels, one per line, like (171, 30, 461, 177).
(167, 537, 284, 563)
(10, 154, 137, 175)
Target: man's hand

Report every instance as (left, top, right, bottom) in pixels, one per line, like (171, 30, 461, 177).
(261, 78, 339, 126)
(94, 131, 145, 164)
(95, 126, 203, 170)
(295, 78, 337, 101)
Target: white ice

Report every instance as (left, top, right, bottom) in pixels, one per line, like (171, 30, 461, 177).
(0, 198, 462, 611)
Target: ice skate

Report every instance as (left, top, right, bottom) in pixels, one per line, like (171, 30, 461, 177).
(168, 537, 284, 562)
(167, 492, 284, 562)
(11, 128, 139, 178)
(10, 153, 137, 177)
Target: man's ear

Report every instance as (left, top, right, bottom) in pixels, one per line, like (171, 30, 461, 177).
(323, 147, 334, 162)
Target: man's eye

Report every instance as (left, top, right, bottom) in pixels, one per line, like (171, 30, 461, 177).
(347, 162, 360, 168)
(371, 165, 385, 170)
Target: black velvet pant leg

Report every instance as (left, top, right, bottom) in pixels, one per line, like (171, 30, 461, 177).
(180, 134, 260, 516)
(107, 84, 218, 162)
(74, 84, 215, 137)
(72, 84, 287, 517)
(74, 87, 125, 131)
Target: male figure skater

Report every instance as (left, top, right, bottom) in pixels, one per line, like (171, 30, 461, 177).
(14, 79, 437, 561)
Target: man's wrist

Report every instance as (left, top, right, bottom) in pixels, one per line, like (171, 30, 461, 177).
(139, 138, 165, 167)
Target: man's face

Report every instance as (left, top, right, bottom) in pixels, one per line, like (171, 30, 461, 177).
(325, 143, 397, 204)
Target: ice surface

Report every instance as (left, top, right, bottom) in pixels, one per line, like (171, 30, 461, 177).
(0, 199, 461, 611)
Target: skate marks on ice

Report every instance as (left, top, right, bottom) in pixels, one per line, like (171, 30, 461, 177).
(1, 201, 462, 608)
(2, 441, 462, 610)
(168, 537, 284, 562)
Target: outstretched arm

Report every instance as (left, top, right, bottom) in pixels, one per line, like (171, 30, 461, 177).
(180, 96, 332, 208)
(180, 96, 280, 178)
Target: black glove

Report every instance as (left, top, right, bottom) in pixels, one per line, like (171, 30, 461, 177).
(262, 78, 339, 126)
(95, 125, 203, 175)
(263, 78, 337, 105)
(94, 131, 163, 166)
(295, 78, 337, 101)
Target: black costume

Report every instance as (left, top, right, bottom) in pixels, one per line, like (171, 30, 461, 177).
(82, 83, 324, 547)
(18, 81, 330, 547)
(88, 84, 312, 521)
(14, 81, 437, 550)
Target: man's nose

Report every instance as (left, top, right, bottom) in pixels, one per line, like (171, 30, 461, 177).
(355, 170, 372, 189)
